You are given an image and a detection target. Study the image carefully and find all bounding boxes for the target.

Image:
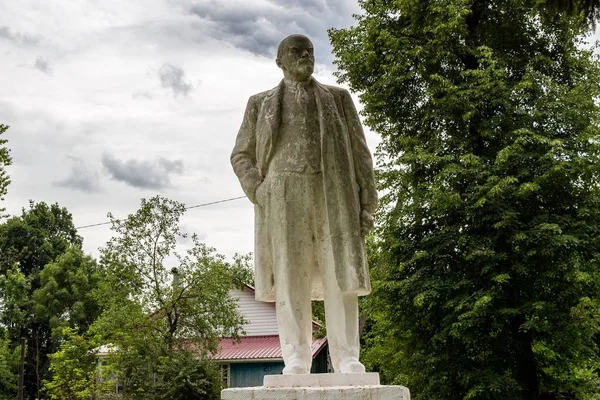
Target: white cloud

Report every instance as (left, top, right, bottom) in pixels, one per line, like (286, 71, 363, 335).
(185, 0, 360, 63)
(158, 63, 194, 97)
(102, 153, 184, 189)
(0, 25, 42, 46)
(0, 0, 376, 261)
(33, 57, 52, 74)
(54, 156, 102, 193)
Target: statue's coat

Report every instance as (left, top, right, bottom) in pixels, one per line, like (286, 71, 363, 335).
(231, 78, 378, 302)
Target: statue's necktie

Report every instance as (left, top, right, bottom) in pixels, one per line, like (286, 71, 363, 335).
(290, 82, 310, 108)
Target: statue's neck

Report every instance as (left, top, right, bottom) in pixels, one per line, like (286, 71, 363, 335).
(283, 76, 313, 91)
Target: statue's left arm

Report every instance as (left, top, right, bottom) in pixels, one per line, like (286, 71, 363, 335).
(340, 89, 378, 216)
(231, 96, 263, 204)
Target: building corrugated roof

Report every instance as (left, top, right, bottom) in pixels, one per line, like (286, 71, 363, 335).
(212, 335, 327, 361)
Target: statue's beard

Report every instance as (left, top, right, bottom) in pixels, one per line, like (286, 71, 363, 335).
(292, 60, 314, 79)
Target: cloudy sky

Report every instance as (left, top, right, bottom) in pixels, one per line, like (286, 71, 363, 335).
(0, 0, 380, 260)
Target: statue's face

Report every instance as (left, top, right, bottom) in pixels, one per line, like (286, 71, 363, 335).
(277, 36, 315, 81)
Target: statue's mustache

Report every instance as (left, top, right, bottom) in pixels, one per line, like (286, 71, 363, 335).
(297, 59, 314, 68)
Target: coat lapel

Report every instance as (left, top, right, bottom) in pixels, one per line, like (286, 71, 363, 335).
(314, 79, 334, 131)
(259, 78, 338, 173)
(314, 80, 345, 146)
(259, 81, 284, 171)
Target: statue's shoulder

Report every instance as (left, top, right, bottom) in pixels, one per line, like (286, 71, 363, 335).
(315, 81, 350, 99)
(248, 85, 279, 104)
(319, 82, 346, 93)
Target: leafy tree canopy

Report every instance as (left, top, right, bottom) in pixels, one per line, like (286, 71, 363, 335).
(98, 195, 246, 353)
(81, 196, 246, 399)
(330, 0, 600, 399)
(0, 201, 87, 399)
(33, 248, 105, 341)
(0, 329, 19, 400)
(0, 125, 11, 219)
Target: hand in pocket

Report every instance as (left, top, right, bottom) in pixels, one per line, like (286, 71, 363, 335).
(255, 181, 267, 206)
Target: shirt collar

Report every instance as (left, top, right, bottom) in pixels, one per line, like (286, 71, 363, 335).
(283, 77, 313, 92)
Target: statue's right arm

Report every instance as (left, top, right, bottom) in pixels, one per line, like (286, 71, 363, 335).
(231, 96, 263, 204)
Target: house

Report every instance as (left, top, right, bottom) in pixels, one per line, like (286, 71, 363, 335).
(211, 284, 329, 388)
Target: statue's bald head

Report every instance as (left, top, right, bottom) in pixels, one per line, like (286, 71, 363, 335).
(276, 34, 315, 82)
(277, 34, 312, 59)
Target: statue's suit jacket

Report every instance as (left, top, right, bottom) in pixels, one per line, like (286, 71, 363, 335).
(231, 78, 378, 302)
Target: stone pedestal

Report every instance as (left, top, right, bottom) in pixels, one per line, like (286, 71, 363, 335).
(221, 373, 410, 400)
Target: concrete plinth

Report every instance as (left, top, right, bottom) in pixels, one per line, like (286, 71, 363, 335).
(264, 372, 380, 388)
(221, 373, 410, 400)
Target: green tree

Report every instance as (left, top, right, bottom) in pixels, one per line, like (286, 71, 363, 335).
(34, 248, 105, 342)
(0, 265, 31, 347)
(0, 329, 19, 400)
(0, 202, 84, 399)
(42, 328, 99, 400)
(153, 350, 222, 400)
(0, 266, 30, 400)
(541, 0, 600, 27)
(0, 125, 12, 218)
(330, 1, 600, 399)
(92, 195, 246, 399)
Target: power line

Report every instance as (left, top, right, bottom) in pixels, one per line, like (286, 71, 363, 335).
(185, 196, 246, 209)
(75, 195, 247, 230)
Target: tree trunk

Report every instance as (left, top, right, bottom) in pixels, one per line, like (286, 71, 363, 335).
(512, 317, 540, 399)
(18, 337, 25, 400)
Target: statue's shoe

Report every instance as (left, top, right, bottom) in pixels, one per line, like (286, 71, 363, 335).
(283, 359, 309, 374)
(339, 357, 366, 373)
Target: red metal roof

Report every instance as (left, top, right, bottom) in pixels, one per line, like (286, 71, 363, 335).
(212, 335, 327, 361)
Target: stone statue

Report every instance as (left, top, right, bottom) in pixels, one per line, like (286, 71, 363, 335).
(231, 34, 378, 375)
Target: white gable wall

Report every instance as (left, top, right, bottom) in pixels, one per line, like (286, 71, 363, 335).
(230, 288, 279, 336)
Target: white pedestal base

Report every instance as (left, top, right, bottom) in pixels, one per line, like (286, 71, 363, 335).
(221, 373, 410, 400)
(264, 372, 380, 388)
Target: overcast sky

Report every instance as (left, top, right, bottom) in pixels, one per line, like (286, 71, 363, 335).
(0, 0, 380, 260)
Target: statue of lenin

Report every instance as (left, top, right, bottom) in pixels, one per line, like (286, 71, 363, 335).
(231, 34, 378, 375)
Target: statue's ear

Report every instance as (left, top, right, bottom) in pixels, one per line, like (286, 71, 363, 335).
(276, 58, 283, 69)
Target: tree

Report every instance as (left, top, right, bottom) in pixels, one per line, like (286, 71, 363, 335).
(0, 266, 29, 400)
(92, 195, 246, 398)
(33, 248, 105, 342)
(541, 0, 600, 27)
(0, 329, 19, 400)
(152, 350, 222, 400)
(0, 124, 12, 218)
(0, 201, 84, 399)
(330, 1, 600, 399)
(42, 328, 100, 400)
(0, 201, 82, 279)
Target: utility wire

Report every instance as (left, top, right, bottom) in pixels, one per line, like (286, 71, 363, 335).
(75, 195, 247, 230)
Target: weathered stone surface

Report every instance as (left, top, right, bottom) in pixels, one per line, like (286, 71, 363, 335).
(221, 385, 410, 400)
(230, 33, 378, 375)
(264, 372, 380, 388)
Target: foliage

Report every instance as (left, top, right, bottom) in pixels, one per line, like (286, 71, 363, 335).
(540, 0, 600, 28)
(0, 125, 11, 219)
(90, 195, 245, 398)
(42, 328, 100, 400)
(99, 195, 245, 353)
(153, 350, 222, 400)
(34, 248, 105, 342)
(0, 265, 31, 342)
(330, 1, 600, 399)
(0, 329, 19, 400)
(0, 267, 29, 400)
(92, 338, 222, 400)
(231, 252, 255, 288)
(0, 201, 82, 279)
(0, 202, 87, 399)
